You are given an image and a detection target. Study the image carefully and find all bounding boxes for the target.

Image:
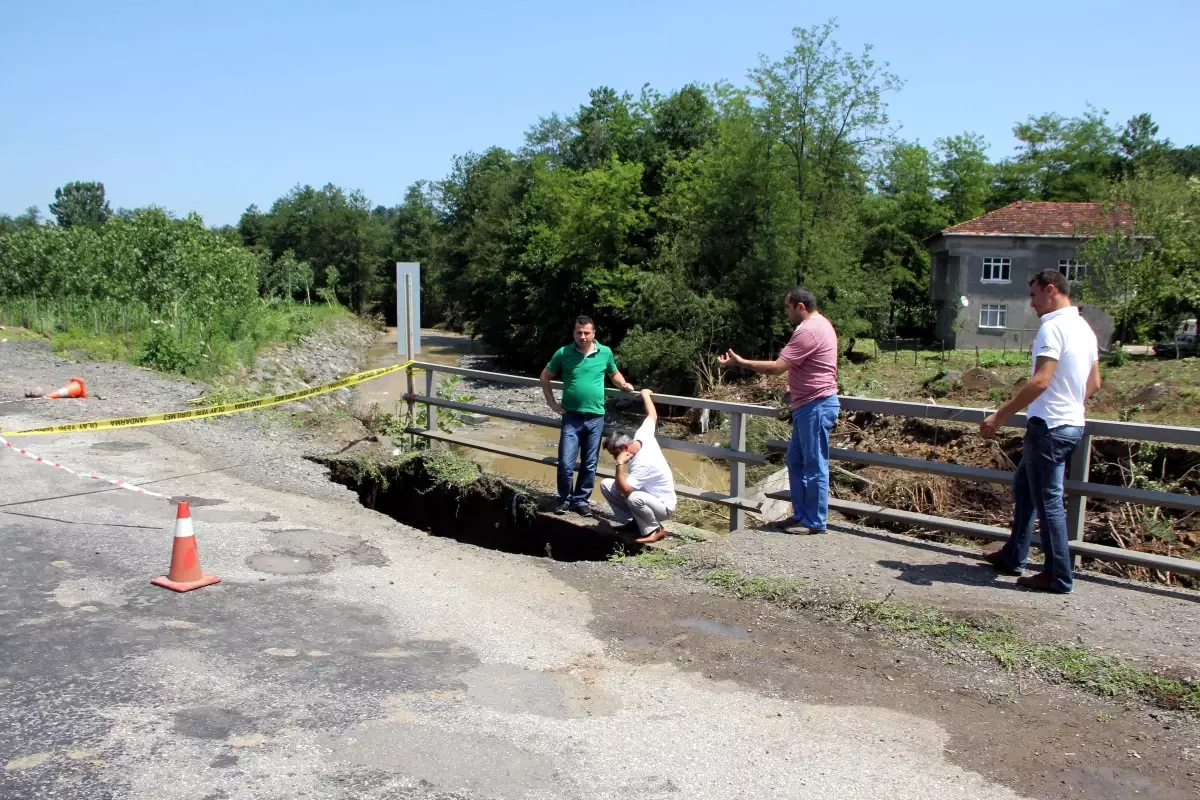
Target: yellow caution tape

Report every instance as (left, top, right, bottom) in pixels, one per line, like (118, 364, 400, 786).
(1, 361, 418, 437)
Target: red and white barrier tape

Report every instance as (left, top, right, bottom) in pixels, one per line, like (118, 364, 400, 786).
(0, 432, 174, 502)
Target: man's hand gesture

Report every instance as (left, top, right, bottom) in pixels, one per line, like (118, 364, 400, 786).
(979, 413, 1001, 439)
(717, 349, 745, 369)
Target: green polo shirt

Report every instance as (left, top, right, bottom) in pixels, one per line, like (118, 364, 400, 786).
(546, 342, 618, 416)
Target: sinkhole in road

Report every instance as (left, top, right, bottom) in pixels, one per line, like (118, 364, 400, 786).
(317, 452, 638, 562)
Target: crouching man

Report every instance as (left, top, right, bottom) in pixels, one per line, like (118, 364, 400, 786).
(600, 389, 677, 544)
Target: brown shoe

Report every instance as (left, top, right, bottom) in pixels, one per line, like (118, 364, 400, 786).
(635, 527, 668, 544)
(1016, 572, 1072, 594)
(983, 549, 1022, 576)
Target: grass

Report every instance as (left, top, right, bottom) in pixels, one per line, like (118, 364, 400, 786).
(840, 339, 1200, 426)
(396, 447, 482, 489)
(610, 549, 693, 571)
(850, 598, 1200, 711)
(608, 551, 1200, 713)
(703, 567, 805, 602)
(0, 296, 352, 383)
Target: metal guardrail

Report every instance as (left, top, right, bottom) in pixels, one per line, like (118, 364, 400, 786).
(403, 361, 1200, 580)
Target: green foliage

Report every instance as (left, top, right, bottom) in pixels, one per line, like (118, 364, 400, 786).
(1078, 173, 1200, 342)
(238, 184, 390, 313)
(612, 545, 1200, 712)
(978, 350, 1030, 368)
(609, 548, 693, 571)
(134, 321, 202, 374)
(990, 106, 1120, 205)
(934, 133, 993, 222)
(8, 26, 1197, 397)
(1106, 347, 1131, 367)
(261, 249, 314, 301)
(850, 600, 1200, 712)
(395, 448, 482, 489)
(0, 208, 260, 322)
(703, 567, 804, 602)
(49, 181, 112, 228)
(925, 377, 956, 398)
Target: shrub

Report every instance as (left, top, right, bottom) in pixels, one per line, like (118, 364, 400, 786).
(135, 322, 202, 374)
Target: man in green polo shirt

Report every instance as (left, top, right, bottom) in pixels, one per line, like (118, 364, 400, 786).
(541, 315, 636, 515)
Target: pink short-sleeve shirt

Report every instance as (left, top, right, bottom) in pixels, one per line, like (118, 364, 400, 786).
(778, 314, 839, 407)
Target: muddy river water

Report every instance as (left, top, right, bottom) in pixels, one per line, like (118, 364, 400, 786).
(356, 328, 732, 504)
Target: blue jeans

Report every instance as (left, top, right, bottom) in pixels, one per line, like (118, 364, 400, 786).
(999, 418, 1084, 592)
(557, 412, 605, 506)
(785, 394, 840, 530)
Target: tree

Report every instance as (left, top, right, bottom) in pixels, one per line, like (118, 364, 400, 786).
(384, 182, 439, 322)
(261, 249, 314, 301)
(990, 108, 1118, 204)
(861, 142, 950, 335)
(1078, 174, 1200, 342)
(1115, 113, 1170, 177)
(238, 184, 392, 313)
(49, 181, 112, 228)
(563, 87, 650, 171)
(933, 132, 992, 222)
(0, 207, 42, 235)
(1167, 145, 1200, 178)
(746, 19, 900, 336)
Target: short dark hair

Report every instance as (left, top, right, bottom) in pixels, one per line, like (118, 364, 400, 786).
(574, 315, 595, 329)
(786, 287, 818, 312)
(1029, 269, 1070, 297)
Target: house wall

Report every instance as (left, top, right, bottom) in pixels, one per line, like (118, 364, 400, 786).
(928, 235, 1113, 351)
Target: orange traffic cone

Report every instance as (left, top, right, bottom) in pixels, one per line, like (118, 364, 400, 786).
(151, 501, 221, 592)
(44, 377, 87, 399)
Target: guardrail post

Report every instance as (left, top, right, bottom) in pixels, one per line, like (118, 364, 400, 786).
(729, 412, 747, 532)
(424, 367, 437, 433)
(1066, 433, 1092, 567)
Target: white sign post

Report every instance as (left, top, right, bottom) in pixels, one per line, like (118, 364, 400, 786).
(396, 262, 422, 358)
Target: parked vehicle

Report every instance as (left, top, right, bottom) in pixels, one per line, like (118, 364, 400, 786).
(1153, 318, 1198, 358)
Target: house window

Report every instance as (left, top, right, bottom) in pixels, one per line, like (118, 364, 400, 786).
(979, 304, 1008, 329)
(1059, 259, 1086, 282)
(982, 257, 1011, 283)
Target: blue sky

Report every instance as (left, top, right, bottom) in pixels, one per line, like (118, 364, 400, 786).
(2, 0, 1196, 226)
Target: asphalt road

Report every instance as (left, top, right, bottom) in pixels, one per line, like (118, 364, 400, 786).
(0, 409, 1030, 800)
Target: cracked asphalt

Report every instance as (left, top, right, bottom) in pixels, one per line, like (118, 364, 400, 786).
(2, 342, 1197, 799)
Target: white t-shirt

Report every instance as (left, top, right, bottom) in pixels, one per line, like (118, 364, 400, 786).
(1027, 306, 1098, 428)
(626, 417, 677, 512)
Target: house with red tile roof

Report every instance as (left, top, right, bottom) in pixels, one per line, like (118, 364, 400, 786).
(926, 201, 1128, 350)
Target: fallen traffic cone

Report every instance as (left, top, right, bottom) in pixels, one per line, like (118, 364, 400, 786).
(151, 501, 221, 592)
(44, 377, 87, 399)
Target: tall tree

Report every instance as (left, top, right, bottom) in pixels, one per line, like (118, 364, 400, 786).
(933, 132, 992, 222)
(990, 108, 1118, 204)
(861, 142, 950, 335)
(49, 181, 112, 228)
(1115, 113, 1170, 177)
(0, 206, 42, 234)
(1168, 146, 1200, 177)
(239, 184, 391, 313)
(1078, 173, 1200, 342)
(746, 19, 899, 334)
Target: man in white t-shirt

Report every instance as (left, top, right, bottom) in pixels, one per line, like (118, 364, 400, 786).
(980, 269, 1101, 593)
(600, 389, 677, 543)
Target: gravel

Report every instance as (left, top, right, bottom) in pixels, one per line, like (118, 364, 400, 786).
(0, 318, 382, 506)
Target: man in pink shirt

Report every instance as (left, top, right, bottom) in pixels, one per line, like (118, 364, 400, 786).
(719, 288, 839, 534)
